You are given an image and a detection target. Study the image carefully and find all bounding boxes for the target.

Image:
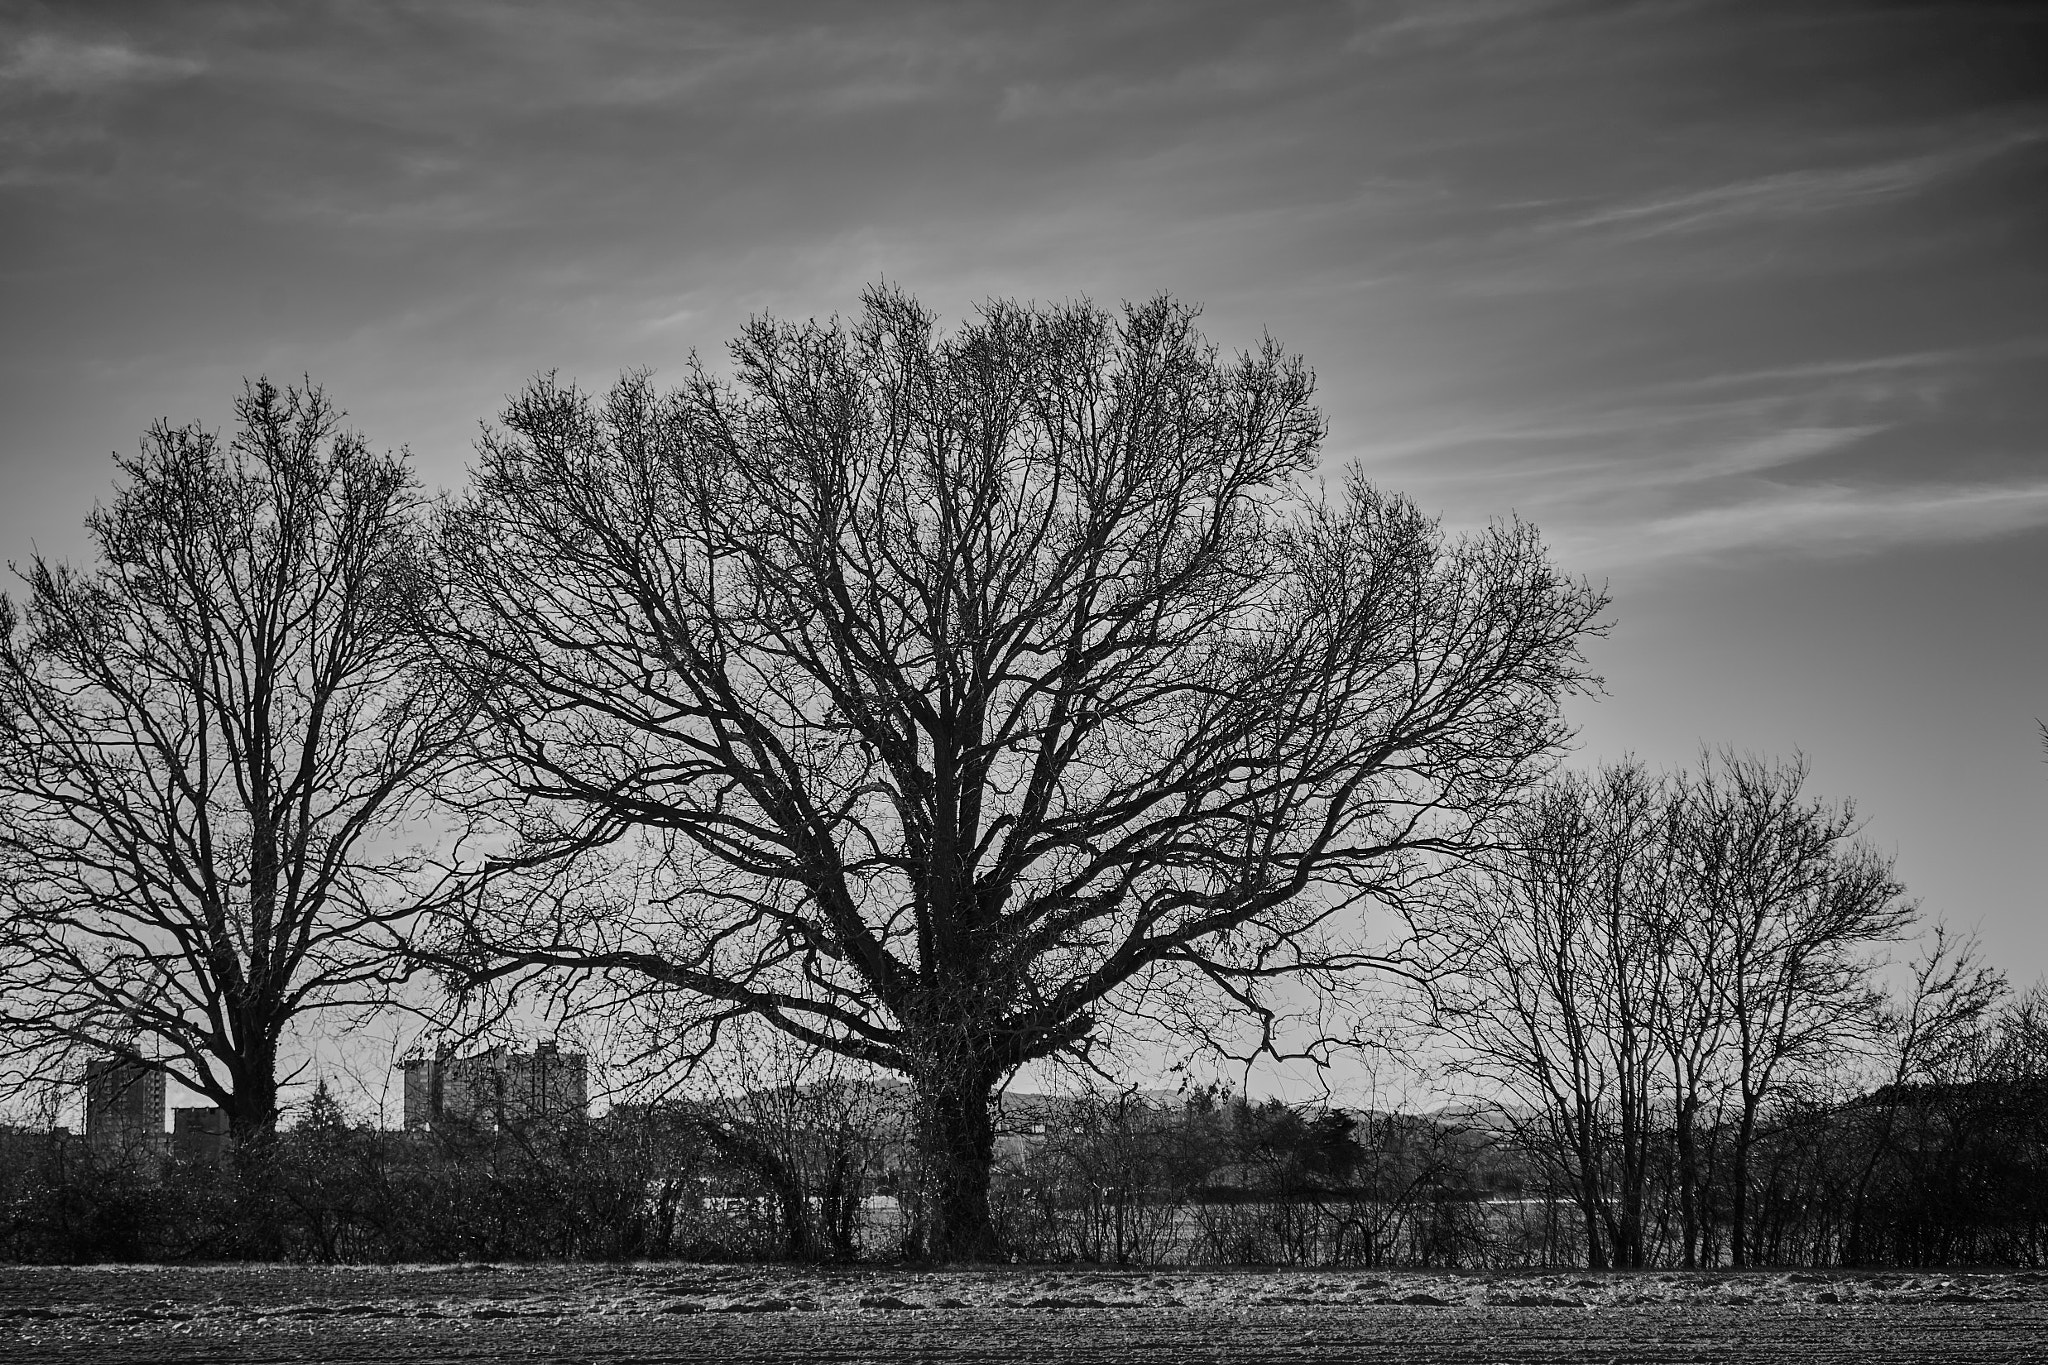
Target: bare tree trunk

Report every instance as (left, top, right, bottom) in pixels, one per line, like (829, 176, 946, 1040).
(1675, 1096, 1701, 1268)
(915, 1064, 1000, 1261)
(824, 1135, 861, 1261)
(224, 1030, 282, 1174)
(1731, 1102, 1758, 1268)
(1573, 1114, 1609, 1271)
(774, 1166, 812, 1261)
(1579, 1181, 1608, 1271)
(1614, 1079, 1647, 1268)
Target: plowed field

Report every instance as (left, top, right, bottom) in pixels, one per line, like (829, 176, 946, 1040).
(4, 1265, 2042, 1363)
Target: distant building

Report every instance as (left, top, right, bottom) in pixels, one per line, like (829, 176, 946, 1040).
(400, 1041, 588, 1131)
(83, 1058, 165, 1156)
(171, 1106, 231, 1165)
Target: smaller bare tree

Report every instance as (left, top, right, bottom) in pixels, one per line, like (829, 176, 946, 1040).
(1421, 761, 1671, 1269)
(1670, 750, 1913, 1267)
(0, 379, 464, 1156)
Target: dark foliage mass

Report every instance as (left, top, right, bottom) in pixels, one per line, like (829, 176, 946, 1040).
(2, 1059, 2042, 1268)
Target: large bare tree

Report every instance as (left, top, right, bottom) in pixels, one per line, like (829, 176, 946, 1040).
(433, 287, 1604, 1256)
(0, 380, 461, 1151)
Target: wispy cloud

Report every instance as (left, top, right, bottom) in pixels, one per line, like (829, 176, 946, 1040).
(1358, 328, 2048, 577)
(1664, 425, 1884, 485)
(1581, 477, 2048, 568)
(1549, 128, 2048, 241)
(1358, 410, 1876, 482)
(1558, 162, 1930, 239)
(1344, 0, 1584, 53)
(1649, 345, 2038, 396)
(998, 54, 1294, 121)
(0, 32, 200, 94)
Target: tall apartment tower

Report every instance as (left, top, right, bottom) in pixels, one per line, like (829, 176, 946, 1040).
(400, 1051, 444, 1132)
(83, 1058, 165, 1155)
(401, 1042, 588, 1131)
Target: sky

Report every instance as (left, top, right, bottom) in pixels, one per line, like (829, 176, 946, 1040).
(2, 1, 2045, 1109)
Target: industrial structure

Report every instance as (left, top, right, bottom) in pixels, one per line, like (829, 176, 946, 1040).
(400, 1041, 588, 1132)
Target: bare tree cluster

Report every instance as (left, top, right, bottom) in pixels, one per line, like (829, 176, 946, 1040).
(1420, 752, 1999, 1268)
(6, 284, 2040, 1271)
(6, 287, 2035, 1273)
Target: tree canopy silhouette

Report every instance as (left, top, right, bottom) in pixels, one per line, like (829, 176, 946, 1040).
(434, 286, 1605, 1256)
